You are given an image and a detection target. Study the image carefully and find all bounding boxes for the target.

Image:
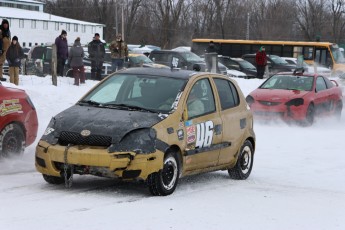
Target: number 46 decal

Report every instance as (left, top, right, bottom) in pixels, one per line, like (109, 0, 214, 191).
(196, 121, 214, 148)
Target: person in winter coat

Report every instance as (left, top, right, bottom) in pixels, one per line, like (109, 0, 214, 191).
(68, 37, 85, 86)
(109, 34, 128, 72)
(55, 30, 68, 77)
(0, 19, 11, 80)
(255, 46, 267, 79)
(6, 36, 24, 85)
(88, 33, 105, 80)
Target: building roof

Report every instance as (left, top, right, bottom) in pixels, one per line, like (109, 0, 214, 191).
(9, 0, 44, 4)
(0, 6, 105, 26)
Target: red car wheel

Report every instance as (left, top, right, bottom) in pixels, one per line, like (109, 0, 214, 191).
(0, 123, 25, 158)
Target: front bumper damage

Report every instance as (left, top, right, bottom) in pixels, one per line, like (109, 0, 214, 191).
(35, 140, 164, 181)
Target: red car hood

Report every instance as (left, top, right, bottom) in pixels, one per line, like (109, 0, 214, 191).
(250, 89, 310, 102)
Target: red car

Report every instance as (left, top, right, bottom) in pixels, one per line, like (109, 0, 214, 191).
(0, 81, 38, 158)
(246, 71, 343, 125)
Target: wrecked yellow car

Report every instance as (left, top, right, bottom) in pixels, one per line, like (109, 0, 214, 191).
(35, 68, 255, 196)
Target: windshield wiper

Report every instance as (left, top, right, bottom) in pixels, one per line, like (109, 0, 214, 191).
(103, 103, 158, 113)
(78, 100, 103, 107)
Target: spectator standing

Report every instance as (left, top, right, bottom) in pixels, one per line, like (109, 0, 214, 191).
(255, 46, 267, 79)
(88, 33, 105, 80)
(0, 19, 11, 80)
(68, 37, 85, 86)
(55, 30, 68, 77)
(205, 40, 219, 73)
(6, 36, 24, 85)
(109, 34, 128, 72)
(205, 41, 217, 53)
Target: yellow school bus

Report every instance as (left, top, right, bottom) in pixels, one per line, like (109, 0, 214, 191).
(192, 38, 345, 77)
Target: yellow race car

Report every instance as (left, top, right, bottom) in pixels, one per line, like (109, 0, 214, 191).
(36, 68, 256, 196)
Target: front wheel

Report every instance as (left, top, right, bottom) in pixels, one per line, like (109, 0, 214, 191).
(42, 174, 64, 184)
(0, 123, 25, 158)
(303, 104, 315, 126)
(228, 140, 254, 180)
(147, 152, 180, 196)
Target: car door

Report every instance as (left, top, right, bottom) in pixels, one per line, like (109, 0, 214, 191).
(213, 77, 245, 165)
(314, 76, 331, 113)
(183, 77, 222, 171)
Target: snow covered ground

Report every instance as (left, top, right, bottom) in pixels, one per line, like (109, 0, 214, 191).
(1, 74, 345, 230)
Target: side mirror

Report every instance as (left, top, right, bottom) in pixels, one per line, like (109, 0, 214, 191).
(193, 63, 201, 71)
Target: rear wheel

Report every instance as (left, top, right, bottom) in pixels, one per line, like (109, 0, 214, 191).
(228, 140, 254, 180)
(0, 123, 25, 158)
(147, 152, 180, 196)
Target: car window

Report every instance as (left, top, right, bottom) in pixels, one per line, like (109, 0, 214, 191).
(238, 60, 256, 69)
(180, 51, 203, 62)
(269, 55, 289, 65)
(151, 53, 170, 63)
(323, 76, 335, 89)
(243, 56, 255, 65)
(316, 76, 327, 91)
(214, 78, 239, 110)
(187, 78, 215, 119)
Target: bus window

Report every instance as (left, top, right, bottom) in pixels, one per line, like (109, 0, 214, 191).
(314, 49, 330, 67)
(272, 45, 282, 56)
(293, 46, 303, 58)
(303, 47, 314, 60)
(282, 46, 293, 57)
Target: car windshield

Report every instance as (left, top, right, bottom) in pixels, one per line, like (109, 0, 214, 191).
(80, 73, 186, 113)
(180, 51, 203, 62)
(269, 55, 290, 65)
(260, 75, 314, 91)
(238, 60, 256, 69)
(130, 55, 153, 64)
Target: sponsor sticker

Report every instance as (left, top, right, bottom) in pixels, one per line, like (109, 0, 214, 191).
(0, 99, 23, 116)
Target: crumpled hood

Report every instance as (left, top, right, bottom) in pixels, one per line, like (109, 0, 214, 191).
(50, 105, 162, 144)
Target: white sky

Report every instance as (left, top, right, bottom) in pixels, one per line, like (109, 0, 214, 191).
(0, 74, 345, 230)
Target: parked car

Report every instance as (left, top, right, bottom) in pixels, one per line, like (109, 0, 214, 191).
(218, 56, 257, 79)
(281, 57, 331, 77)
(0, 80, 38, 158)
(149, 50, 228, 75)
(25, 44, 54, 76)
(35, 68, 256, 196)
(246, 71, 343, 125)
(125, 53, 169, 69)
(242, 54, 296, 76)
(226, 68, 248, 78)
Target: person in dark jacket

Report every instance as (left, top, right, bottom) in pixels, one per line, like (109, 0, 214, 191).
(0, 19, 11, 80)
(68, 37, 85, 86)
(55, 30, 68, 77)
(88, 33, 105, 80)
(6, 36, 24, 85)
(255, 46, 267, 79)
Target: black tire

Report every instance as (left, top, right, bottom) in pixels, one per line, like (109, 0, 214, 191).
(147, 152, 180, 196)
(335, 101, 343, 121)
(304, 103, 315, 126)
(42, 174, 64, 184)
(0, 123, 25, 158)
(228, 140, 254, 180)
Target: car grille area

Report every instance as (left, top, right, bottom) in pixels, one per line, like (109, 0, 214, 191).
(258, 100, 281, 106)
(58, 131, 112, 147)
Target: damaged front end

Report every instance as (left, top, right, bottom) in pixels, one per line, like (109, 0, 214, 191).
(35, 107, 166, 181)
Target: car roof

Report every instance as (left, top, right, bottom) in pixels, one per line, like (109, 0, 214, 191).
(150, 50, 189, 54)
(116, 67, 200, 79)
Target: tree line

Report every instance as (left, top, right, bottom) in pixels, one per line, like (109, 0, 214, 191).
(41, 0, 345, 48)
